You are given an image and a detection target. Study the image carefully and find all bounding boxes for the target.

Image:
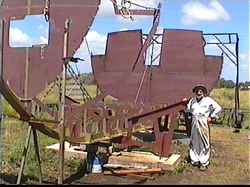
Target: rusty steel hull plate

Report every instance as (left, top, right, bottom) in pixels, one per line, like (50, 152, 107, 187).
(92, 29, 223, 106)
(1, 0, 100, 99)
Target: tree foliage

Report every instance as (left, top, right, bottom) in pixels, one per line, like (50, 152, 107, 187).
(219, 78, 235, 88)
(219, 78, 250, 89)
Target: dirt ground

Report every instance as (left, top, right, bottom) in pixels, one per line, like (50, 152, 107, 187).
(69, 126, 249, 185)
(145, 126, 250, 185)
(1, 126, 249, 185)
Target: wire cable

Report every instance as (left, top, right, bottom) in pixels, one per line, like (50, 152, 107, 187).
(67, 64, 92, 102)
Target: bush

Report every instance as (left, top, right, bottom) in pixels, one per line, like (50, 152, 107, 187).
(2, 100, 19, 118)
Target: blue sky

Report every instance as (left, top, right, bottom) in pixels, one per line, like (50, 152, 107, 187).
(9, 0, 249, 82)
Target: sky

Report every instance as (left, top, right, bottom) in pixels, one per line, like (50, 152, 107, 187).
(9, 0, 250, 82)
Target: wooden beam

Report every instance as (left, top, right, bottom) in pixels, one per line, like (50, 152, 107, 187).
(126, 173, 155, 180)
(17, 125, 32, 184)
(0, 19, 3, 78)
(0, 78, 31, 120)
(58, 18, 70, 185)
(0, 19, 3, 128)
(108, 151, 181, 171)
(103, 168, 162, 175)
(32, 129, 42, 184)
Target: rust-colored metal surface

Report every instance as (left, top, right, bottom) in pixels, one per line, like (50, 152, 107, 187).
(92, 29, 223, 106)
(0, 0, 100, 99)
(63, 98, 187, 156)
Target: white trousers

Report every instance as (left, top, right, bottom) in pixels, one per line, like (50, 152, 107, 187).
(189, 116, 210, 166)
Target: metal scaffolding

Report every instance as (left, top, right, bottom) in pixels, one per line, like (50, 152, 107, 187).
(0, 18, 4, 184)
(203, 33, 241, 129)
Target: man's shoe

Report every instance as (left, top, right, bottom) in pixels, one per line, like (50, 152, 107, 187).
(199, 165, 208, 171)
(191, 161, 200, 167)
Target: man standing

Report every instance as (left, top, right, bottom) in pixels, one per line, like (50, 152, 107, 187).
(186, 84, 222, 171)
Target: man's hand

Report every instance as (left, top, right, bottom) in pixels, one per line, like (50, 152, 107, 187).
(207, 117, 213, 125)
(182, 97, 188, 102)
(182, 97, 189, 105)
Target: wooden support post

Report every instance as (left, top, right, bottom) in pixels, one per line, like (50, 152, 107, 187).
(0, 19, 3, 78)
(58, 18, 70, 185)
(82, 108, 87, 135)
(17, 125, 32, 184)
(0, 19, 4, 140)
(32, 129, 42, 184)
(96, 84, 99, 97)
(234, 34, 240, 130)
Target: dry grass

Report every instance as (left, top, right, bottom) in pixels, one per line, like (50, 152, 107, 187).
(211, 88, 250, 129)
(1, 119, 82, 184)
(42, 84, 97, 104)
(211, 88, 250, 110)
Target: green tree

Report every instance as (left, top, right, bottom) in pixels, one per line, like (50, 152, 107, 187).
(219, 78, 235, 88)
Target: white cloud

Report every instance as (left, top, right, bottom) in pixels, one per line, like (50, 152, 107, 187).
(73, 31, 107, 73)
(86, 31, 106, 42)
(85, 31, 107, 54)
(181, 0, 230, 25)
(10, 27, 49, 47)
(9, 27, 32, 47)
(39, 36, 48, 44)
(97, 0, 115, 17)
(74, 31, 107, 57)
(119, 27, 129, 31)
(9, 14, 49, 47)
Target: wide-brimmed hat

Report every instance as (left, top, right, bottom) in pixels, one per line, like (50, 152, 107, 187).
(192, 84, 208, 95)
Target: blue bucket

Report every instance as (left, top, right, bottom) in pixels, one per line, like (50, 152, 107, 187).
(92, 156, 102, 173)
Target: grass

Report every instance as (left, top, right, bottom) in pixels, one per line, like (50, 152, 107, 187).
(42, 83, 98, 105)
(197, 126, 249, 184)
(211, 88, 250, 110)
(210, 88, 250, 129)
(0, 84, 98, 183)
(2, 100, 19, 118)
(84, 85, 98, 98)
(1, 118, 82, 184)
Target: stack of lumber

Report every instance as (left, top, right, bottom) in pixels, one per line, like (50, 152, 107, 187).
(103, 151, 181, 181)
(105, 151, 181, 171)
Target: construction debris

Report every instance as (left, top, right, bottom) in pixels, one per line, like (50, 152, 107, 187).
(46, 142, 87, 160)
(101, 151, 181, 182)
(103, 163, 148, 170)
(107, 151, 181, 172)
(103, 168, 163, 175)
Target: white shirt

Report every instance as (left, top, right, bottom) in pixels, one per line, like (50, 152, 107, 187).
(187, 96, 222, 119)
